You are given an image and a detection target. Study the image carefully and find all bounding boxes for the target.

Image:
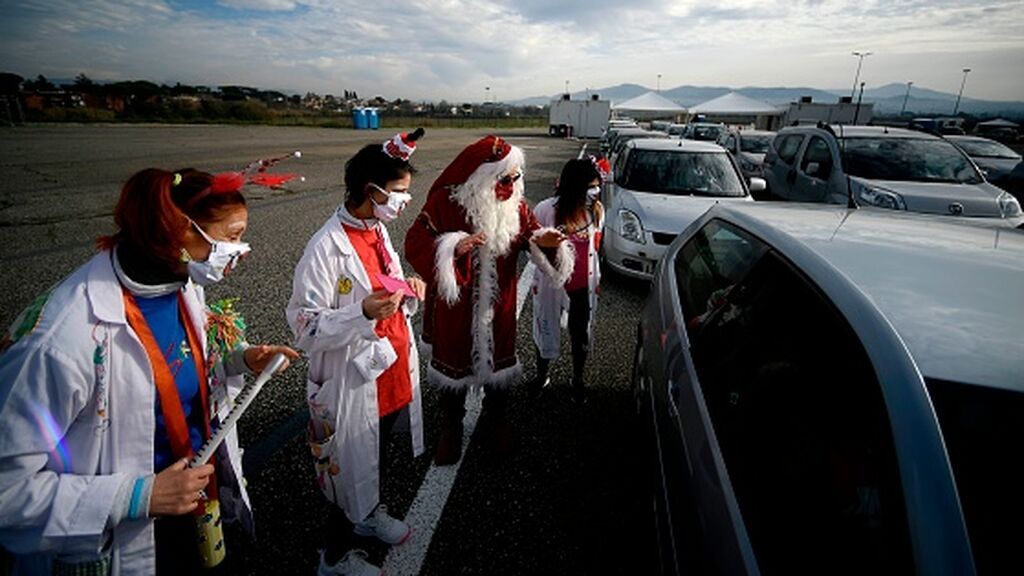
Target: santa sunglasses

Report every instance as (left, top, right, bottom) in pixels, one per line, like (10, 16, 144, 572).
(498, 171, 523, 186)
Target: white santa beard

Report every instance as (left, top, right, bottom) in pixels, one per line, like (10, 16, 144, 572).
(449, 146, 525, 256)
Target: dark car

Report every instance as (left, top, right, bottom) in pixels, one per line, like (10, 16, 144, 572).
(633, 202, 1023, 575)
(946, 134, 1023, 198)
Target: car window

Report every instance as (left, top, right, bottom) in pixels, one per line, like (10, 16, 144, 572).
(925, 378, 1024, 574)
(952, 139, 1019, 159)
(800, 136, 834, 180)
(691, 126, 721, 141)
(774, 134, 804, 165)
(621, 150, 746, 197)
(685, 248, 913, 573)
(674, 220, 768, 326)
(740, 135, 772, 154)
(841, 137, 983, 184)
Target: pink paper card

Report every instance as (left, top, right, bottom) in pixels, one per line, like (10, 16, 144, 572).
(375, 272, 417, 298)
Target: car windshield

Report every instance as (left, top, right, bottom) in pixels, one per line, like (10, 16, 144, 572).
(689, 126, 722, 141)
(925, 378, 1023, 574)
(740, 135, 772, 154)
(621, 149, 745, 196)
(953, 139, 1020, 159)
(840, 137, 983, 184)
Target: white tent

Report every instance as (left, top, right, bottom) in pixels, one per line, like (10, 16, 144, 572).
(690, 92, 781, 115)
(689, 91, 783, 129)
(612, 91, 686, 119)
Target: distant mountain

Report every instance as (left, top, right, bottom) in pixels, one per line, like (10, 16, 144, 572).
(512, 82, 1024, 119)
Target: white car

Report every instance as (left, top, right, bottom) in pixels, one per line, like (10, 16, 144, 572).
(601, 139, 764, 279)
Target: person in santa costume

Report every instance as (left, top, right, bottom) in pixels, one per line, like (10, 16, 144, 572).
(287, 129, 427, 576)
(405, 135, 574, 465)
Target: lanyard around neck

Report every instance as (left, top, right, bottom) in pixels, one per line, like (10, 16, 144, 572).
(122, 290, 211, 462)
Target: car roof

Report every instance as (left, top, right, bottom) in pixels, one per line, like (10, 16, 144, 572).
(711, 202, 1024, 392)
(780, 125, 943, 140)
(630, 138, 724, 153)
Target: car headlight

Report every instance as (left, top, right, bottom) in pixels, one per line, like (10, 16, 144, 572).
(858, 186, 906, 210)
(999, 192, 1022, 218)
(618, 209, 646, 244)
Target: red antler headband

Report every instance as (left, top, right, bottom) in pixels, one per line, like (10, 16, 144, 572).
(383, 127, 425, 160)
(183, 151, 304, 208)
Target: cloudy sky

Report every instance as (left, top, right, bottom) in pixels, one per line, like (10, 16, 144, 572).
(2, 0, 1022, 102)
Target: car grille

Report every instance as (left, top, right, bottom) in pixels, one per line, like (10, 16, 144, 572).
(652, 232, 677, 245)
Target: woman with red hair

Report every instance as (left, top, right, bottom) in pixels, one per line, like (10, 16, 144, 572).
(0, 166, 298, 575)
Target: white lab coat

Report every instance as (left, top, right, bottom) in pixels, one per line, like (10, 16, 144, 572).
(531, 197, 604, 360)
(286, 215, 425, 524)
(0, 251, 250, 575)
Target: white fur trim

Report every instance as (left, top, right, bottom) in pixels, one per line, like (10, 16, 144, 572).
(434, 231, 470, 306)
(449, 145, 525, 256)
(529, 227, 575, 287)
(426, 361, 522, 391)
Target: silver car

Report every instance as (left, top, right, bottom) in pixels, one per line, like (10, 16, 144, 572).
(717, 129, 776, 179)
(634, 201, 1024, 575)
(763, 124, 1023, 223)
(601, 139, 762, 280)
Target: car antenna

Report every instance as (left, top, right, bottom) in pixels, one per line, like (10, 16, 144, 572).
(837, 124, 858, 209)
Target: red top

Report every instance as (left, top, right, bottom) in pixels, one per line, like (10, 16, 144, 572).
(344, 224, 413, 417)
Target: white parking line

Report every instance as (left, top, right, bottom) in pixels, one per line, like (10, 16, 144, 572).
(382, 261, 537, 575)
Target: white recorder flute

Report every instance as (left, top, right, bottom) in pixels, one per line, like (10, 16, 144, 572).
(190, 352, 287, 469)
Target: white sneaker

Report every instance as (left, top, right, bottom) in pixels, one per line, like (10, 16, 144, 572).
(317, 549, 380, 576)
(353, 504, 411, 545)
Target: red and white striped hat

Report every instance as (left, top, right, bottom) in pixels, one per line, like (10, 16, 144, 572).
(383, 128, 425, 160)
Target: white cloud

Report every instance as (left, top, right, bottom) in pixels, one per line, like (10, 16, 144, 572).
(1, 0, 1022, 101)
(217, 0, 298, 11)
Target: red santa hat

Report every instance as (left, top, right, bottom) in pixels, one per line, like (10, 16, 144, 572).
(383, 128, 425, 161)
(428, 135, 512, 197)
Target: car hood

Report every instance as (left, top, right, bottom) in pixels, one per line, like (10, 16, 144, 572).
(851, 177, 1006, 217)
(618, 189, 752, 234)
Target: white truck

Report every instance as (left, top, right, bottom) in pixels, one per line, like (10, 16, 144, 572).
(548, 96, 610, 139)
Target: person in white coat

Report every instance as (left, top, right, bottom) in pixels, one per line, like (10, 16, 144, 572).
(530, 156, 608, 404)
(286, 130, 426, 576)
(0, 166, 298, 575)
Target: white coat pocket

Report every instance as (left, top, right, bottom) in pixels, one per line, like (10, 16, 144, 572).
(351, 340, 398, 384)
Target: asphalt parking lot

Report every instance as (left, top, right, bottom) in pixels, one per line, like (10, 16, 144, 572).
(0, 124, 656, 575)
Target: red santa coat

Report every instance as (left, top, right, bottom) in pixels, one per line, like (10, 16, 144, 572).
(406, 136, 574, 389)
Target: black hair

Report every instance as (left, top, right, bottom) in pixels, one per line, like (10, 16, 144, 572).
(554, 158, 601, 225)
(343, 128, 424, 207)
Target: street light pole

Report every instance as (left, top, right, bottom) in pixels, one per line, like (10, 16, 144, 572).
(565, 80, 569, 97)
(485, 86, 490, 104)
(900, 81, 913, 116)
(853, 81, 866, 124)
(657, 74, 662, 93)
(953, 68, 971, 115)
(850, 51, 872, 99)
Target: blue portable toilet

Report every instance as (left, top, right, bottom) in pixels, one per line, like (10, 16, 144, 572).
(367, 108, 380, 130)
(352, 108, 369, 130)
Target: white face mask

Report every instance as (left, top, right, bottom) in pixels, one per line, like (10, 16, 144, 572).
(586, 186, 601, 200)
(186, 220, 251, 286)
(370, 183, 412, 223)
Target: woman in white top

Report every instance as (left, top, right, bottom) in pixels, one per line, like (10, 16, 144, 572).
(0, 166, 298, 575)
(530, 156, 607, 404)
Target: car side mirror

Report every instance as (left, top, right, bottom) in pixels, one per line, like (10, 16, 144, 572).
(749, 177, 767, 192)
(805, 162, 820, 176)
